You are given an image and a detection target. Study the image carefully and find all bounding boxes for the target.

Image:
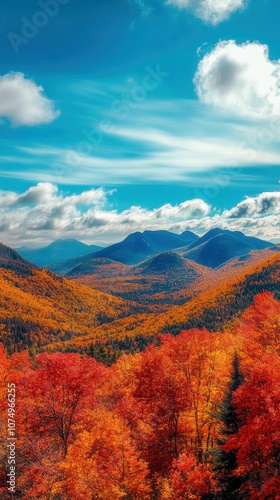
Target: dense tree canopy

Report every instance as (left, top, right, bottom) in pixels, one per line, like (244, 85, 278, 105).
(0, 291, 279, 499)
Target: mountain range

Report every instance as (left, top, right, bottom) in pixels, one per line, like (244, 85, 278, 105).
(90, 229, 198, 265)
(48, 228, 273, 275)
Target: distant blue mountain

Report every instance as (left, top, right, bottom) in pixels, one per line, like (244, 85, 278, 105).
(47, 228, 273, 275)
(16, 239, 103, 267)
(183, 229, 273, 268)
(48, 230, 199, 272)
(88, 230, 199, 265)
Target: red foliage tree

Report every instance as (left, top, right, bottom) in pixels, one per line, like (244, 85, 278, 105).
(225, 359, 280, 499)
(168, 452, 216, 499)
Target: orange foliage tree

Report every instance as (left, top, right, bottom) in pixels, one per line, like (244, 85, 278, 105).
(62, 408, 151, 499)
(0, 291, 279, 499)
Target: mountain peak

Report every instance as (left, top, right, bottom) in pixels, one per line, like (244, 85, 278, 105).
(16, 239, 103, 268)
(137, 251, 188, 274)
(0, 242, 34, 276)
(183, 230, 272, 268)
(0, 242, 24, 262)
(92, 230, 199, 265)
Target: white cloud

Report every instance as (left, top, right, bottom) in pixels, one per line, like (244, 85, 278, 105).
(224, 192, 280, 218)
(0, 183, 211, 246)
(0, 184, 279, 247)
(0, 183, 58, 209)
(70, 199, 210, 232)
(194, 41, 280, 119)
(15, 183, 58, 206)
(166, 0, 246, 24)
(0, 72, 60, 126)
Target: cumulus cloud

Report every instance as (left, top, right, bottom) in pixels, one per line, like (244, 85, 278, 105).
(167, 0, 246, 25)
(0, 183, 211, 246)
(14, 183, 58, 206)
(194, 40, 280, 119)
(0, 183, 58, 208)
(0, 184, 279, 247)
(70, 199, 210, 232)
(224, 192, 280, 218)
(0, 72, 60, 126)
(153, 199, 210, 219)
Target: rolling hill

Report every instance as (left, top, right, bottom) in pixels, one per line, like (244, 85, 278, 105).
(16, 239, 103, 267)
(47, 249, 280, 358)
(1, 235, 279, 363)
(61, 229, 275, 308)
(66, 251, 209, 308)
(0, 243, 145, 353)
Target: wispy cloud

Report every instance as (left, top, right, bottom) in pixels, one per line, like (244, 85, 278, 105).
(1, 84, 280, 189)
(5, 105, 280, 186)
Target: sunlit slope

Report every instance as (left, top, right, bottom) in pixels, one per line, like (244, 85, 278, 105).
(0, 243, 143, 351)
(50, 251, 280, 352)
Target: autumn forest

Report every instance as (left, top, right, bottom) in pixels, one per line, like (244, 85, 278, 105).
(0, 231, 280, 499)
(0, 291, 280, 499)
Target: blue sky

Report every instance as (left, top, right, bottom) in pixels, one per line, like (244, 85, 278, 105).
(0, 0, 280, 246)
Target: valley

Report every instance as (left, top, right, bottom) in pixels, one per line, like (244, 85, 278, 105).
(1, 228, 279, 362)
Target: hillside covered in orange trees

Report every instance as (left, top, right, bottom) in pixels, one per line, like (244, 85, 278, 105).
(0, 237, 279, 498)
(1, 241, 280, 363)
(0, 291, 279, 499)
(0, 243, 145, 353)
(65, 247, 279, 309)
(44, 250, 280, 361)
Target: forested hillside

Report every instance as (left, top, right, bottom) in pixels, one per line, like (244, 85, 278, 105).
(0, 244, 145, 353)
(46, 251, 280, 360)
(1, 292, 279, 499)
(66, 247, 279, 308)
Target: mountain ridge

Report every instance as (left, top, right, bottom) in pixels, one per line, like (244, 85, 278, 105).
(49, 228, 273, 275)
(16, 238, 103, 268)
(182, 232, 273, 268)
(49, 230, 199, 272)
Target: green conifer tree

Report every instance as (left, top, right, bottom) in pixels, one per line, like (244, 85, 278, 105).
(213, 353, 246, 499)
